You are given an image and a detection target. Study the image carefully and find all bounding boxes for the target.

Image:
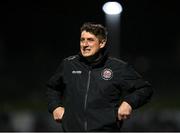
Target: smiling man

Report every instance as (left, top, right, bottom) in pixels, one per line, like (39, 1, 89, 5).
(80, 30, 105, 57)
(46, 22, 153, 131)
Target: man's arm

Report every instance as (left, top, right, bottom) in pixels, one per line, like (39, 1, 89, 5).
(46, 60, 66, 121)
(122, 64, 153, 109)
(117, 64, 153, 120)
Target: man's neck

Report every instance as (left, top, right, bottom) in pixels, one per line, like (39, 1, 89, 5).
(85, 52, 102, 64)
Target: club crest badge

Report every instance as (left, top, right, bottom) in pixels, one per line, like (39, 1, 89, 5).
(101, 68, 113, 80)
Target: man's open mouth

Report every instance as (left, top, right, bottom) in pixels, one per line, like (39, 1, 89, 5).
(83, 48, 91, 52)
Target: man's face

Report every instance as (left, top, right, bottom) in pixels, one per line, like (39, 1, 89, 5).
(80, 31, 105, 57)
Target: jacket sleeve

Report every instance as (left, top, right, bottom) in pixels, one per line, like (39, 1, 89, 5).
(46, 60, 66, 113)
(121, 64, 153, 109)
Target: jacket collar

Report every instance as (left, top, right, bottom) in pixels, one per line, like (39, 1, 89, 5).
(78, 49, 108, 69)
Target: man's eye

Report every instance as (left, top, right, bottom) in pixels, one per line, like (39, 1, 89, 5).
(80, 38, 85, 42)
(87, 38, 94, 42)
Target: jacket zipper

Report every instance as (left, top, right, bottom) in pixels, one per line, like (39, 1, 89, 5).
(84, 70, 91, 131)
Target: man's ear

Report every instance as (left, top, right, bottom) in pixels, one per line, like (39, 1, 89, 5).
(100, 40, 106, 48)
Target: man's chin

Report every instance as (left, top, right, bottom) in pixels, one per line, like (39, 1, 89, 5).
(81, 53, 92, 57)
(82, 54, 91, 58)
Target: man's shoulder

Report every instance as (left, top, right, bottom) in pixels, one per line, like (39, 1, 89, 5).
(107, 57, 137, 74)
(64, 55, 79, 61)
(108, 57, 127, 65)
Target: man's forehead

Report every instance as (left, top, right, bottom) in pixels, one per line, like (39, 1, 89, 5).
(81, 31, 96, 38)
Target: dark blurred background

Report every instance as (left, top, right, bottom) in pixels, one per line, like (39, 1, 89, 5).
(0, 0, 180, 131)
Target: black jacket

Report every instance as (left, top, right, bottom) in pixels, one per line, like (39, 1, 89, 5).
(46, 54, 153, 131)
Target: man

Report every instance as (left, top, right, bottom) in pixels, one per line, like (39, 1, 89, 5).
(46, 22, 153, 131)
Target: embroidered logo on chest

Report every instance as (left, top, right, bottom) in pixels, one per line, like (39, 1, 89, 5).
(72, 70, 82, 74)
(101, 68, 113, 80)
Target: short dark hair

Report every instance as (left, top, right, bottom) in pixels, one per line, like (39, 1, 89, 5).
(80, 22, 108, 41)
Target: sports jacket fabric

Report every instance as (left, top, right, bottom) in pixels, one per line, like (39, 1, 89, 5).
(46, 53, 153, 131)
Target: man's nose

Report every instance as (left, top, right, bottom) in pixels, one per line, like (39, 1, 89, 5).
(82, 40, 89, 46)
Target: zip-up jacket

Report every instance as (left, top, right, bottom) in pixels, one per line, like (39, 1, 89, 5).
(46, 54, 153, 131)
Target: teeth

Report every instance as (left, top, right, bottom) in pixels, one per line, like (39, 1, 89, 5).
(84, 49, 90, 51)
